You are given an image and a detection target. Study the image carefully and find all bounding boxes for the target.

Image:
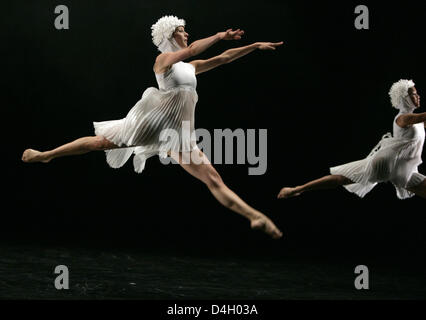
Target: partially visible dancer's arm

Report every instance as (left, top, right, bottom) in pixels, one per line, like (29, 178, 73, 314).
(396, 112, 426, 128)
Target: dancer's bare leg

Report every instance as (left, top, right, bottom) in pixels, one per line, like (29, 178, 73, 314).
(22, 136, 118, 163)
(278, 175, 354, 199)
(170, 149, 283, 239)
(407, 179, 426, 199)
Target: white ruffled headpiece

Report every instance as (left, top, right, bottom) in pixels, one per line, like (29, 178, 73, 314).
(151, 15, 186, 53)
(389, 79, 416, 112)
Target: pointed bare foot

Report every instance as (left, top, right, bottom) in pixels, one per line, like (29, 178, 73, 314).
(251, 215, 283, 239)
(22, 149, 51, 163)
(277, 187, 301, 199)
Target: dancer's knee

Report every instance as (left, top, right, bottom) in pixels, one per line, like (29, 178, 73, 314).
(205, 170, 224, 190)
(91, 136, 113, 151)
(334, 175, 352, 185)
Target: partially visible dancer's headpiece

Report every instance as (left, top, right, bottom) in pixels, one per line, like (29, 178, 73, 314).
(151, 15, 186, 53)
(389, 79, 416, 112)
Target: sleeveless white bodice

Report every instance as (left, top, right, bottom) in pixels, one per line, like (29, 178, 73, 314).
(155, 62, 197, 91)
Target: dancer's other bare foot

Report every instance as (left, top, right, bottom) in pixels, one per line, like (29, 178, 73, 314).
(277, 187, 301, 199)
(250, 215, 283, 239)
(21, 149, 51, 163)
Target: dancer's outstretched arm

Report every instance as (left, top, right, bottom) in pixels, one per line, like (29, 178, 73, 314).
(396, 112, 426, 128)
(155, 29, 244, 73)
(190, 41, 284, 75)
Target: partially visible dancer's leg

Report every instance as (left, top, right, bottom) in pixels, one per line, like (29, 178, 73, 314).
(171, 150, 283, 239)
(22, 136, 118, 163)
(278, 175, 353, 199)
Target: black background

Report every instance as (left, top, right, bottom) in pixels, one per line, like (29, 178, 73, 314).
(2, 0, 426, 269)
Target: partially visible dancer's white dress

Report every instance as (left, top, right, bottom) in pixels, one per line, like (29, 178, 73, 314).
(330, 110, 425, 199)
(94, 62, 198, 173)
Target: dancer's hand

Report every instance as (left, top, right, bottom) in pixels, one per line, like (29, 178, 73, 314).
(218, 29, 244, 40)
(256, 41, 284, 50)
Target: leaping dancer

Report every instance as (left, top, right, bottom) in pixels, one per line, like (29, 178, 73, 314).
(22, 15, 283, 239)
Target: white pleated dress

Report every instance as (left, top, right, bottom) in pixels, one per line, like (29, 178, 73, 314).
(330, 112, 425, 199)
(93, 61, 198, 173)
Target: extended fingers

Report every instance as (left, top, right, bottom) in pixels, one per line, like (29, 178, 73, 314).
(223, 28, 245, 40)
(265, 42, 284, 49)
(231, 29, 244, 39)
(260, 45, 277, 50)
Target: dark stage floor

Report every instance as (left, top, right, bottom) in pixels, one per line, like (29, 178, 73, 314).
(0, 244, 425, 300)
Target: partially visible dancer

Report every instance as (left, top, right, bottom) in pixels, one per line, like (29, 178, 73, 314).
(279, 79, 426, 200)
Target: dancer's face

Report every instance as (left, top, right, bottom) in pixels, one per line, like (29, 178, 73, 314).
(173, 26, 189, 48)
(408, 87, 421, 108)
